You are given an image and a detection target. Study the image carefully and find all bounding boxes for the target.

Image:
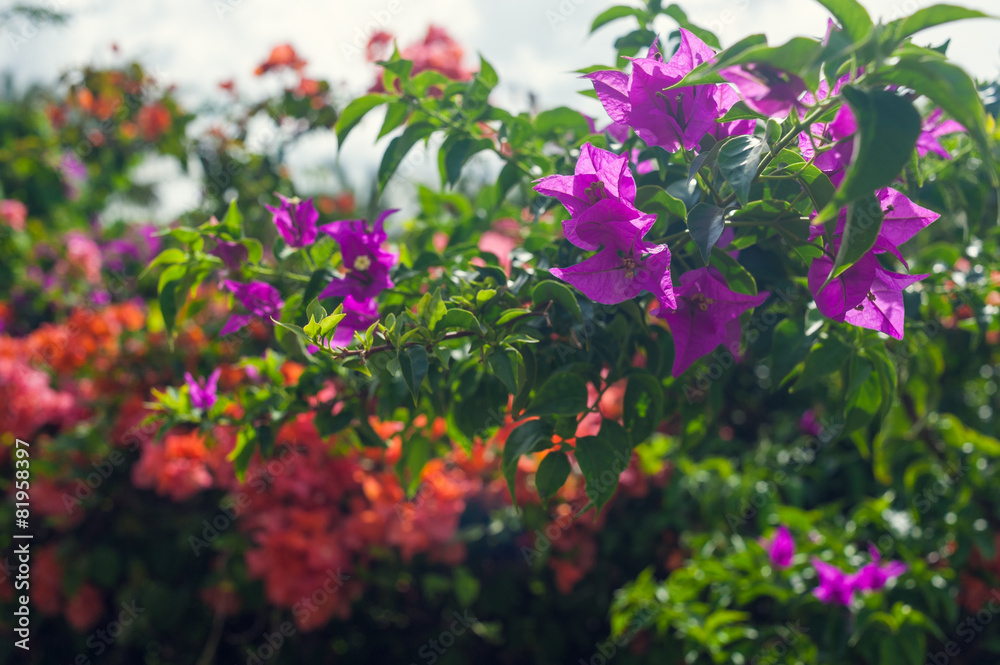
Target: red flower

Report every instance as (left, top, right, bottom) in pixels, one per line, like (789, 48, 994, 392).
(255, 44, 307, 76)
(136, 103, 172, 141)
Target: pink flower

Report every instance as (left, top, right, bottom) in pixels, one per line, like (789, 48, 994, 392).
(767, 525, 795, 568)
(656, 267, 768, 377)
(0, 199, 27, 231)
(811, 558, 857, 606)
(917, 109, 965, 159)
(854, 544, 907, 592)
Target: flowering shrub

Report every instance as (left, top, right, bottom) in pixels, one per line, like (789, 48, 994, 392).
(2, 1, 1000, 664)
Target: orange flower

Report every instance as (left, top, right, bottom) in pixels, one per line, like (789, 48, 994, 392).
(136, 103, 172, 141)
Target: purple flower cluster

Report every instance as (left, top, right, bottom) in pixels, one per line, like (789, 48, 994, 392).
(765, 526, 906, 607)
(539, 30, 967, 366)
(811, 545, 908, 607)
(586, 30, 754, 152)
(222, 199, 397, 348)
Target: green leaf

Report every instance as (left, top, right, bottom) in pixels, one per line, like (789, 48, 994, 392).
(662, 4, 721, 49)
(335, 94, 389, 146)
(876, 56, 997, 183)
(159, 274, 181, 339)
(590, 5, 644, 33)
(574, 421, 631, 514)
(439, 308, 485, 334)
(502, 419, 554, 500)
(535, 451, 571, 502)
(532, 280, 583, 322)
(227, 428, 255, 481)
(724, 37, 826, 88)
(306, 298, 327, 323)
(814, 88, 921, 225)
(489, 348, 519, 395)
(623, 372, 664, 444)
(315, 406, 354, 437)
(813, 0, 874, 42)
(889, 5, 993, 42)
(535, 107, 590, 137)
(478, 54, 499, 89)
(443, 137, 494, 186)
(718, 135, 767, 207)
(424, 288, 448, 331)
(771, 317, 817, 387)
(147, 248, 187, 271)
(377, 101, 410, 139)
(715, 100, 768, 123)
(398, 345, 429, 404)
(845, 358, 881, 434)
(524, 372, 588, 418)
(687, 203, 727, 263)
(378, 122, 437, 190)
(635, 185, 687, 220)
(791, 336, 851, 392)
(827, 193, 884, 282)
(668, 34, 768, 89)
(305, 268, 339, 305)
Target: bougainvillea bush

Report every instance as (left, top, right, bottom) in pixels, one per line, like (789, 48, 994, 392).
(2, 0, 1000, 663)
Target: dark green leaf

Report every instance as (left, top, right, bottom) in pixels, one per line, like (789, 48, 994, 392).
(535, 450, 571, 501)
(889, 5, 993, 43)
(378, 121, 436, 190)
(813, 0, 874, 42)
(814, 88, 921, 225)
(532, 280, 583, 322)
(827, 193, 884, 281)
(687, 203, 727, 262)
(335, 94, 390, 146)
(524, 372, 588, 417)
(791, 336, 851, 392)
(591, 5, 644, 33)
(623, 372, 664, 444)
(718, 135, 767, 207)
(502, 419, 554, 500)
(398, 346, 429, 404)
(378, 101, 410, 139)
(489, 348, 519, 395)
(635, 185, 687, 220)
(876, 56, 997, 183)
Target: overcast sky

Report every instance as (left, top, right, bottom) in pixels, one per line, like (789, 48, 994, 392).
(4, 0, 999, 220)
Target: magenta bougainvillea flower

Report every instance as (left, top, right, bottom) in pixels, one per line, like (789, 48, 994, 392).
(872, 188, 940, 264)
(185, 368, 221, 411)
(534, 142, 637, 219)
(208, 239, 249, 272)
(319, 210, 398, 301)
(551, 240, 674, 309)
(840, 265, 926, 339)
(808, 252, 926, 339)
(719, 63, 808, 118)
(917, 108, 965, 159)
(809, 188, 940, 266)
(854, 545, 908, 592)
(332, 295, 379, 347)
(561, 199, 655, 252)
(799, 104, 856, 187)
(265, 193, 319, 248)
(586, 30, 753, 152)
(767, 525, 795, 568)
(655, 267, 768, 377)
(710, 84, 757, 141)
(221, 280, 284, 335)
(812, 558, 858, 606)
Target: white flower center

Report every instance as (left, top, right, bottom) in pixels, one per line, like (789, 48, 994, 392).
(353, 255, 372, 271)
